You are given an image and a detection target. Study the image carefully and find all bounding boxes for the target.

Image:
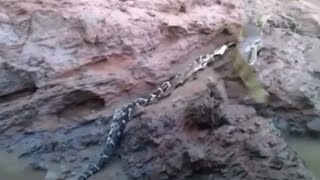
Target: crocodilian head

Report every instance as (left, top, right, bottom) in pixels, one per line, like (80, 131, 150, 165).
(253, 14, 272, 29)
(237, 14, 272, 42)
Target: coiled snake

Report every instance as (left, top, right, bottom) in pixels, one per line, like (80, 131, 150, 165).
(77, 44, 232, 180)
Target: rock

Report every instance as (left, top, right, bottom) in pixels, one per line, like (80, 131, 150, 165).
(51, 154, 64, 163)
(0, 0, 242, 136)
(300, 79, 320, 111)
(0, 62, 35, 97)
(183, 89, 227, 130)
(45, 171, 59, 180)
(29, 160, 48, 171)
(306, 118, 320, 136)
(272, 116, 311, 137)
(119, 85, 316, 180)
(66, 155, 77, 163)
(245, 136, 269, 158)
(272, 117, 290, 133)
(60, 165, 71, 174)
(289, 124, 307, 137)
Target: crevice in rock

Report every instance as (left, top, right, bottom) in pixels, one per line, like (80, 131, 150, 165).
(179, 4, 187, 13)
(0, 84, 37, 104)
(0, 62, 38, 103)
(310, 71, 320, 80)
(183, 90, 228, 131)
(56, 90, 105, 120)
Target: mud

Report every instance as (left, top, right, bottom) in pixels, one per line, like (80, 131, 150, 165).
(0, 150, 45, 180)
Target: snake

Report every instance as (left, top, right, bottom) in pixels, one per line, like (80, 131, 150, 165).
(77, 16, 272, 179)
(77, 44, 232, 180)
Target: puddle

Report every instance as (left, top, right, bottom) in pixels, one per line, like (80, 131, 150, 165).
(286, 137, 320, 179)
(0, 150, 45, 180)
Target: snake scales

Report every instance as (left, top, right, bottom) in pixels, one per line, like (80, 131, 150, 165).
(77, 43, 233, 180)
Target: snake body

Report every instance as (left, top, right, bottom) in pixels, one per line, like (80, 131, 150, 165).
(77, 44, 231, 180)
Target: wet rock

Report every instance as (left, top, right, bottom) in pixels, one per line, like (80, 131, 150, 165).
(51, 154, 65, 163)
(306, 118, 320, 137)
(289, 124, 307, 137)
(300, 79, 320, 111)
(272, 117, 290, 133)
(272, 115, 320, 138)
(45, 171, 59, 180)
(29, 160, 48, 171)
(60, 165, 71, 174)
(66, 154, 77, 163)
(19, 140, 59, 157)
(119, 85, 316, 180)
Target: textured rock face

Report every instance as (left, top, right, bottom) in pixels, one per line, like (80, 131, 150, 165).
(0, 0, 243, 134)
(1, 0, 320, 180)
(118, 78, 317, 180)
(0, 62, 35, 97)
(1, 71, 316, 180)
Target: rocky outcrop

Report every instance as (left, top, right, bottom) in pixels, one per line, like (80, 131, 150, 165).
(2, 72, 316, 180)
(1, 0, 320, 180)
(0, 0, 243, 134)
(116, 86, 316, 180)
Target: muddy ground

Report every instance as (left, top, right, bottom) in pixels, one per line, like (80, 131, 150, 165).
(1, 0, 320, 180)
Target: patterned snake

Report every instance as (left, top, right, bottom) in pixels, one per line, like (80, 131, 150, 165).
(77, 44, 233, 180)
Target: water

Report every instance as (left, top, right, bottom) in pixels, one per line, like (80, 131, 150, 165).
(0, 138, 319, 180)
(286, 137, 320, 179)
(0, 150, 45, 180)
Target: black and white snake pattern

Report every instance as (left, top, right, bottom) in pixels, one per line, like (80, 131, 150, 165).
(77, 43, 232, 180)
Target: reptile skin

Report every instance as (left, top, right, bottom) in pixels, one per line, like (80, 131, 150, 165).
(238, 21, 263, 65)
(226, 21, 269, 103)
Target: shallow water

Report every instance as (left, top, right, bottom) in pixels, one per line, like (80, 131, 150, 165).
(286, 137, 320, 179)
(0, 137, 320, 180)
(0, 150, 45, 180)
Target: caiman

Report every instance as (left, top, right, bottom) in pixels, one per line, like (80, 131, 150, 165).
(225, 16, 271, 103)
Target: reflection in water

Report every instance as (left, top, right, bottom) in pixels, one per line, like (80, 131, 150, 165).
(286, 137, 320, 179)
(0, 150, 45, 180)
